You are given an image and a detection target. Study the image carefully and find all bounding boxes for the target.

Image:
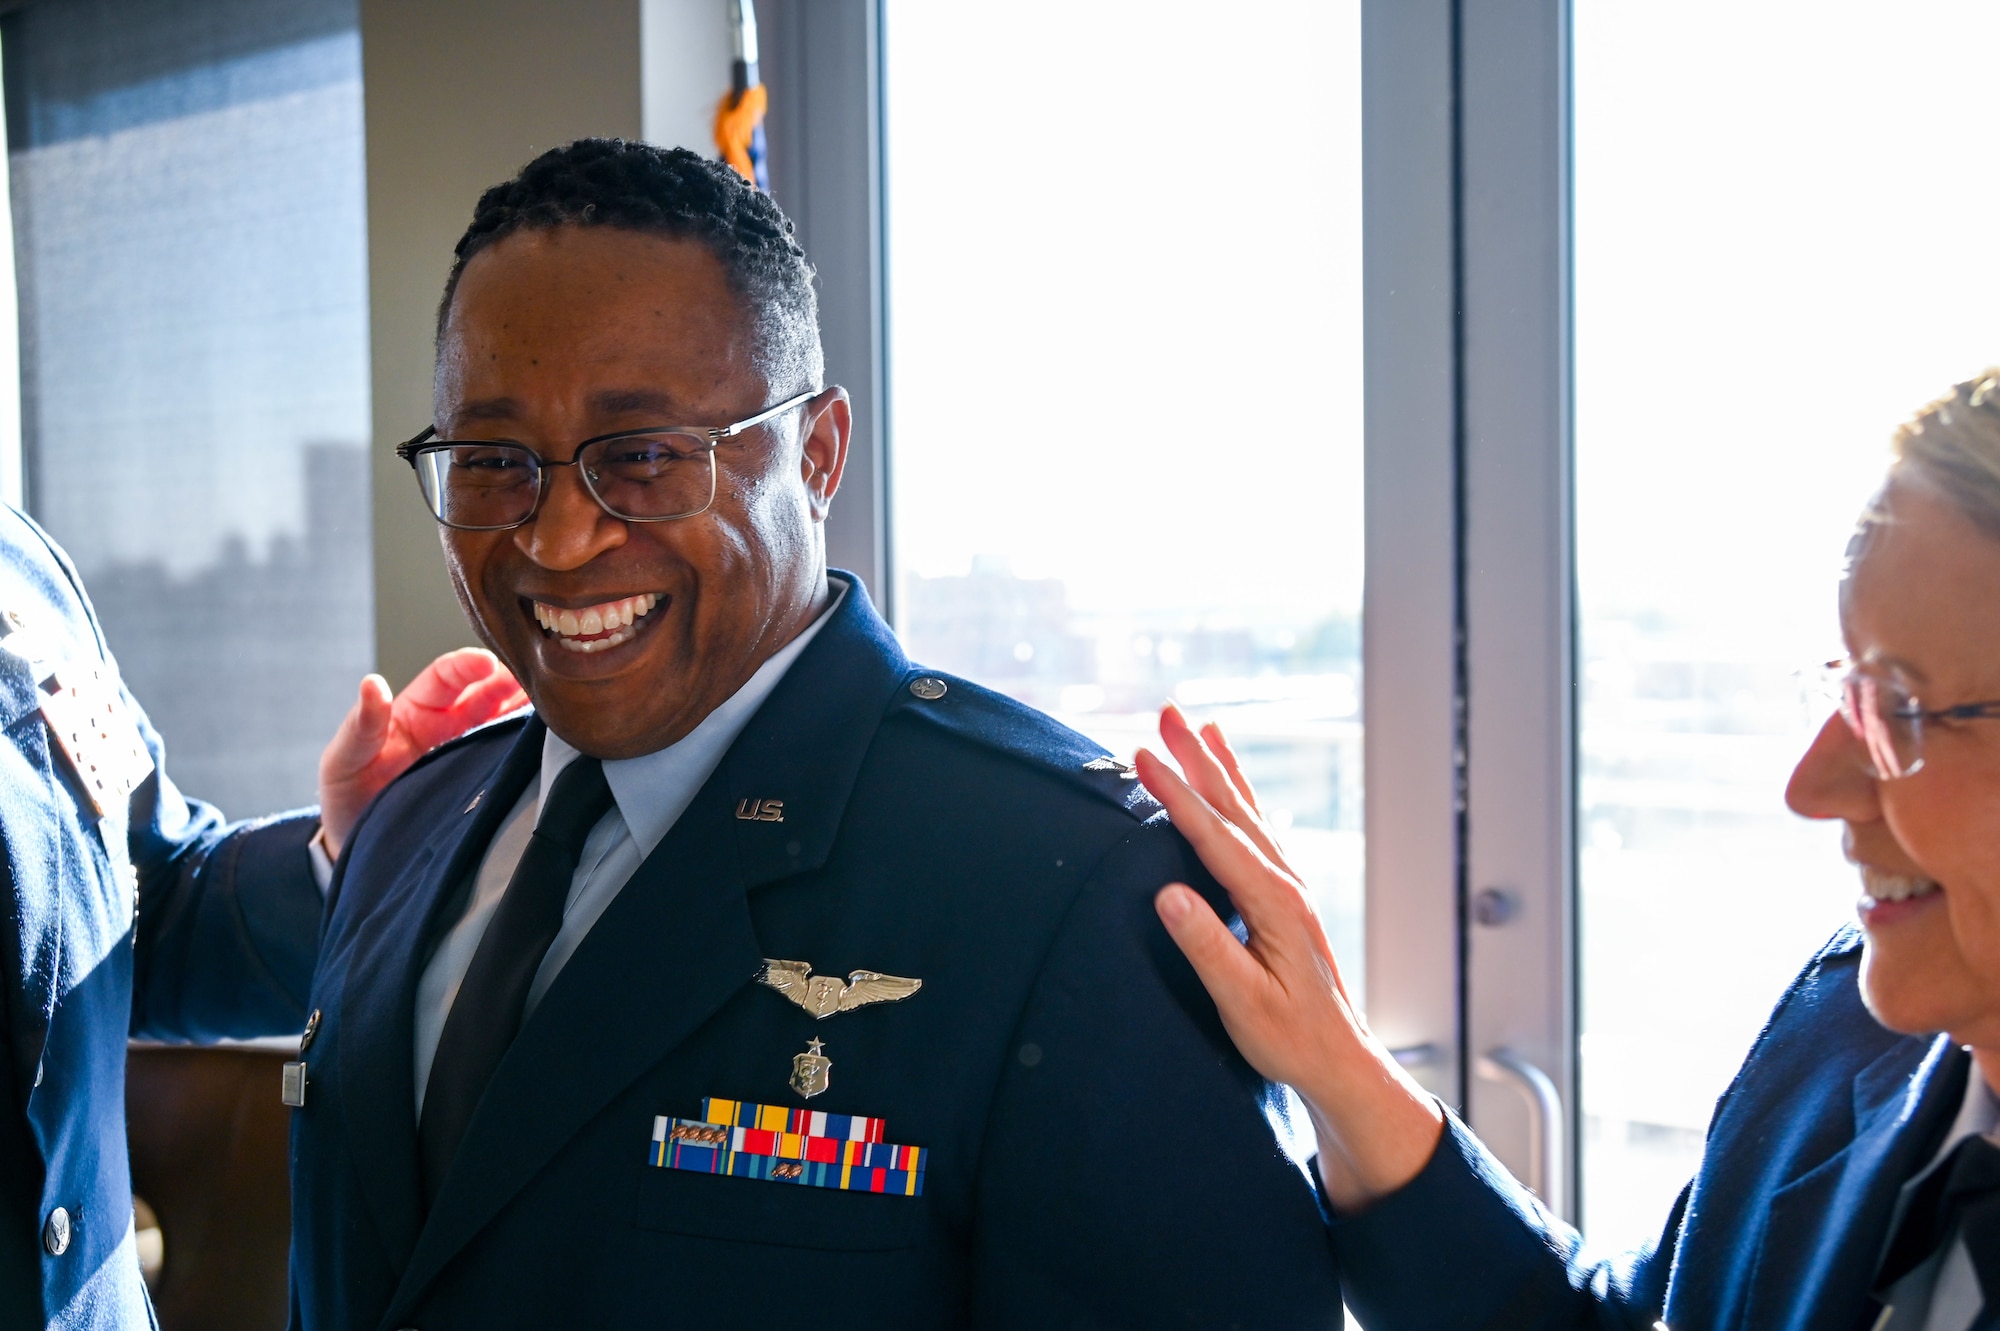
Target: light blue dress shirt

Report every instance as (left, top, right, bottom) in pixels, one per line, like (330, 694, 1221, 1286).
(411, 585, 845, 1117)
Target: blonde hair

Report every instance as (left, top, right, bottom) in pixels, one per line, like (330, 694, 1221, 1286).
(1887, 368, 2000, 541)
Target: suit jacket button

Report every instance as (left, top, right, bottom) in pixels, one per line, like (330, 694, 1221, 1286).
(909, 676, 947, 700)
(42, 1206, 69, 1256)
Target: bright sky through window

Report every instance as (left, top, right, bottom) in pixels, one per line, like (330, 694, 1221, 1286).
(886, 0, 1362, 622)
(884, 0, 1364, 975)
(1576, 0, 2000, 1250)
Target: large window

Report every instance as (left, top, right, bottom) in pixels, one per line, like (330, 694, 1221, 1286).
(5, 0, 372, 815)
(1573, 0, 2000, 1248)
(883, 0, 1365, 971)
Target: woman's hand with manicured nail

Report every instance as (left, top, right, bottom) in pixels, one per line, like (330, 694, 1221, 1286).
(1141, 702, 1444, 1210)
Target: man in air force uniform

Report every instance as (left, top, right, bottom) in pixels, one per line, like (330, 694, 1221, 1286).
(288, 140, 1343, 1328)
(0, 500, 522, 1331)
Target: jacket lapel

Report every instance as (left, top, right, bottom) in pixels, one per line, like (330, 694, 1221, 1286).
(337, 718, 543, 1275)
(1749, 1032, 1968, 1331)
(382, 575, 911, 1321)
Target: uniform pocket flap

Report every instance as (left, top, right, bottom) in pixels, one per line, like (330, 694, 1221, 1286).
(634, 1163, 925, 1251)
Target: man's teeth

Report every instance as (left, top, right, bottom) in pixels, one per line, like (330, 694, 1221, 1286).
(532, 593, 660, 653)
(1859, 866, 1941, 904)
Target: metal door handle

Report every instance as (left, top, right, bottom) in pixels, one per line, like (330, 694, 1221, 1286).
(1388, 1043, 1442, 1069)
(1476, 1047, 1565, 1214)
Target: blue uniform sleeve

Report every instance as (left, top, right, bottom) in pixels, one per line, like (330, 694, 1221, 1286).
(969, 814, 1346, 1327)
(1335, 1112, 1682, 1329)
(0, 501, 325, 1043)
(122, 676, 323, 1042)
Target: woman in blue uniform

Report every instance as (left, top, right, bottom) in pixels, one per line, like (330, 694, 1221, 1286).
(1144, 369, 2000, 1330)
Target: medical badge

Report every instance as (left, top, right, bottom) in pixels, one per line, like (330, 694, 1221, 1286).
(756, 959, 919, 1098)
(650, 1098, 927, 1197)
(791, 1037, 832, 1099)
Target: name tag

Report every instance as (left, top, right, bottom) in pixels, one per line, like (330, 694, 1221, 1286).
(40, 666, 154, 819)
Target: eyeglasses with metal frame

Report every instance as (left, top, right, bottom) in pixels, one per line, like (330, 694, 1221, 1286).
(1813, 656, 2000, 780)
(395, 390, 818, 531)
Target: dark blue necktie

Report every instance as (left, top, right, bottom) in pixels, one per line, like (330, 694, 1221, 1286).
(1875, 1132, 2000, 1324)
(418, 756, 615, 1209)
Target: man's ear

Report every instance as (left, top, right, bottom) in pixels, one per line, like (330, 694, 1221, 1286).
(800, 386, 851, 521)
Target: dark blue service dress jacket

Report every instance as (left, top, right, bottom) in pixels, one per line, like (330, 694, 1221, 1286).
(0, 505, 321, 1331)
(1338, 925, 1964, 1331)
(288, 574, 1343, 1330)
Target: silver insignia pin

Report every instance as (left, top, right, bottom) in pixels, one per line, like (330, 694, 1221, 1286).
(791, 1037, 832, 1099)
(283, 1008, 322, 1108)
(758, 959, 923, 1019)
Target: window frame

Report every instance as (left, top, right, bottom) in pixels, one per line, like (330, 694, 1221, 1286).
(1362, 0, 1578, 1219)
(847, 0, 1583, 1219)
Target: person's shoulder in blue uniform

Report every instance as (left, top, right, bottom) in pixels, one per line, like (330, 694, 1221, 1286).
(758, 644, 1345, 1323)
(1337, 924, 1949, 1331)
(878, 668, 1344, 1322)
(885, 665, 1162, 814)
(0, 503, 322, 1331)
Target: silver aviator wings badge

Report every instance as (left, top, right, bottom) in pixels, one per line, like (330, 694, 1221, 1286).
(758, 959, 923, 1019)
(759, 959, 922, 1101)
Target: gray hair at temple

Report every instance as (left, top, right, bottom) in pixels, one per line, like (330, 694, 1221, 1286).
(1847, 368, 2000, 574)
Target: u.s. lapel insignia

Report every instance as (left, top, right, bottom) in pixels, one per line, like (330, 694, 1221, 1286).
(758, 959, 922, 1019)
(791, 1038, 832, 1099)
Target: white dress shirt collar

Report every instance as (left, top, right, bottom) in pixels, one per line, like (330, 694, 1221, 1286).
(1928, 1064, 2000, 1173)
(1880, 1051, 2000, 1331)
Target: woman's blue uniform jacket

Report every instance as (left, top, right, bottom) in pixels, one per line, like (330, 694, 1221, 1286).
(1338, 925, 1963, 1330)
(0, 506, 320, 1331)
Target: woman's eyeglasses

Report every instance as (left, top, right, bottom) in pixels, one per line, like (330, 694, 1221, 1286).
(1811, 658, 2000, 779)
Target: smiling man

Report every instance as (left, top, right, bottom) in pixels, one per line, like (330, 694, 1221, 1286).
(285, 140, 1342, 1329)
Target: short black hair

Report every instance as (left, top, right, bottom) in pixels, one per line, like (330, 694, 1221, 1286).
(438, 138, 824, 398)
